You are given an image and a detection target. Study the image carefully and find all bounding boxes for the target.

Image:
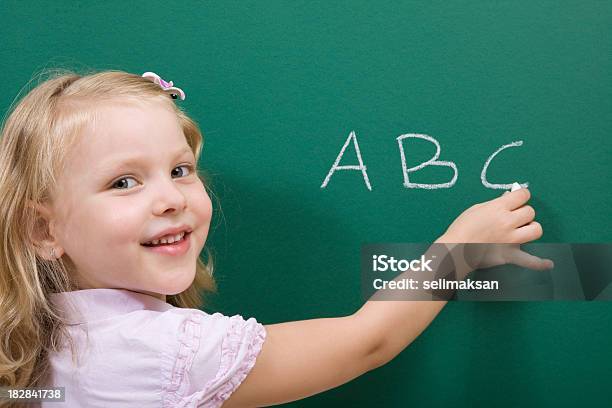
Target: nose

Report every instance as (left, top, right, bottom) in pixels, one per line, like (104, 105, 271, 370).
(152, 174, 188, 215)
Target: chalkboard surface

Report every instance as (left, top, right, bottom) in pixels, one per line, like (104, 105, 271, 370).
(1, 2, 611, 406)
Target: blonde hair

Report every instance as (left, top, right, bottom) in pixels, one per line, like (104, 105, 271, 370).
(0, 69, 217, 393)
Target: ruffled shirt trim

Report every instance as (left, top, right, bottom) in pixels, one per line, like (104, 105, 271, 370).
(206, 315, 267, 407)
(161, 313, 266, 408)
(161, 311, 204, 407)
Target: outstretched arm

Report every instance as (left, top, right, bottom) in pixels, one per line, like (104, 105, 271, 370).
(223, 313, 384, 407)
(223, 188, 552, 407)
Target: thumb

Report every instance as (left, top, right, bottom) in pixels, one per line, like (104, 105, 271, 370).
(506, 248, 554, 270)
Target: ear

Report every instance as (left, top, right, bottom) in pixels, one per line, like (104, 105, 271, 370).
(27, 200, 64, 261)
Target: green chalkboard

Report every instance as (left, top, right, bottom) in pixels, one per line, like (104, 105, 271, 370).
(1, 1, 611, 406)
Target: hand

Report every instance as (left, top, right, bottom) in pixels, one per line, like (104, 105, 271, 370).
(465, 243, 554, 270)
(439, 188, 541, 244)
(436, 188, 554, 271)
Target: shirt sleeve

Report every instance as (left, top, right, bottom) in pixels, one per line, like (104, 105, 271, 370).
(160, 309, 267, 408)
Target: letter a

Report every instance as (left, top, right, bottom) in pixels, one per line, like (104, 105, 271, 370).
(321, 130, 372, 190)
(396, 134, 458, 189)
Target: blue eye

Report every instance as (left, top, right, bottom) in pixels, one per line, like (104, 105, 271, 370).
(112, 177, 138, 190)
(171, 164, 193, 178)
(111, 165, 194, 190)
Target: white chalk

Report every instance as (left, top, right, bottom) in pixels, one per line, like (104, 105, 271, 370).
(511, 182, 522, 192)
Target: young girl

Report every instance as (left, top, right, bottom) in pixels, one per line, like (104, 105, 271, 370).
(0, 69, 553, 407)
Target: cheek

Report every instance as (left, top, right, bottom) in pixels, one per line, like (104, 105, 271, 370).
(189, 186, 213, 248)
(192, 187, 213, 225)
(102, 204, 145, 244)
(62, 200, 145, 253)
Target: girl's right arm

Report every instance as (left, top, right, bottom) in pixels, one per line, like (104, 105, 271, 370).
(222, 188, 552, 407)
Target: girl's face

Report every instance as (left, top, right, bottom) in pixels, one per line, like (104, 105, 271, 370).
(48, 101, 212, 299)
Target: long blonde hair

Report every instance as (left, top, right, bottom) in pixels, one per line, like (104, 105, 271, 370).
(0, 69, 217, 392)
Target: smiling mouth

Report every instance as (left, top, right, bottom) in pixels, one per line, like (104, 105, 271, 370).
(141, 231, 192, 247)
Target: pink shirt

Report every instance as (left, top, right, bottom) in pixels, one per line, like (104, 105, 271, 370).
(44, 288, 267, 407)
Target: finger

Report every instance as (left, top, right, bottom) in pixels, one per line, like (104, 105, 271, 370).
(510, 205, 536, 227)
(506, 248, 554, 270)
(512, 221, 543, 243)
(495, 188, 531, 210)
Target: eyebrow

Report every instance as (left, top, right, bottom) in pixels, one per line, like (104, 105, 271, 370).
(96, 147, 194, 178)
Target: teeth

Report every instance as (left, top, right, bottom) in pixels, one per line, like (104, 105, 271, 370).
(145, 231, 186, 246)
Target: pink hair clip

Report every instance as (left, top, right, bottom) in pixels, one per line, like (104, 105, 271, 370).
(141, 71, 186, 100)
